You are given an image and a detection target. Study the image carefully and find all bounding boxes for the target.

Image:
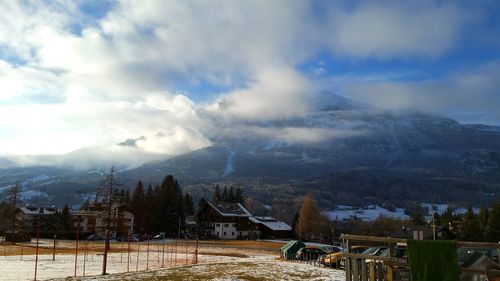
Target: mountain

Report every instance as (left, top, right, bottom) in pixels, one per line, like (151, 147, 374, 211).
(1, 94, 500, 213)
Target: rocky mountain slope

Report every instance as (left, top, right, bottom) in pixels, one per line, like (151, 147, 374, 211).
(1, 95, 500, 211)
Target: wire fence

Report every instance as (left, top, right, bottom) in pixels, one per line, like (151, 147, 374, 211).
(0, 235, 199, 281)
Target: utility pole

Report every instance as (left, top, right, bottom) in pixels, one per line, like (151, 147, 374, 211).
(101, 167, 117, 275)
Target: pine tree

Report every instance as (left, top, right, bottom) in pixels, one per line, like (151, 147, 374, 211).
(131, 180, 146, 233)
(478, 207, 490, 234)
(234, 188, 244, 203)
(222, 186, 228, 202)
(441, 207, 454, 226)
(214, 185, 221, 202)
(196, 197, 208, 217)
(229, 187, 235, 202)
(184, 194, 195, 216)
(58, 204, 72, 237)
(486, 202, 500, 242)
(459, 208, 482, 241)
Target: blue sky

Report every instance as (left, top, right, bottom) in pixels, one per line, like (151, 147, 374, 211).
(0, 0, 499, 156)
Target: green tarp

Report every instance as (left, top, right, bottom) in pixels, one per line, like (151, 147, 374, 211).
(408, 240, 459, 281)
(280, 240, 305, 260)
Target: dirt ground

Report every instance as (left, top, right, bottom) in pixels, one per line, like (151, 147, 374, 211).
(0, 239, 345, 281)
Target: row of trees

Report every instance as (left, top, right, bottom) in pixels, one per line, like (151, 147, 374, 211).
(129, 175, 194, 235)
(213, 185, 244, 203)
(291, 191, 500, 244)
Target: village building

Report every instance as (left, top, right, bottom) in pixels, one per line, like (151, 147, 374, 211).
(197, 201, 292, 240)
(73, 203, 134, 238)
(16, 205, 58, 234)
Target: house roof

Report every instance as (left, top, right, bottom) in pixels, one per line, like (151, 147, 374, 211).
(250, 216, 292, 231)
(391, 225, 432, 239)
(207, 202, 252, 217)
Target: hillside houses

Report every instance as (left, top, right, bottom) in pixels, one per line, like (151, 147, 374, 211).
(73, 203, 134, 238)
(197, 201, 292, 240)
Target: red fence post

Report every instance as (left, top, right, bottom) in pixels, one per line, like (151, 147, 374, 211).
(135, 243, 140, 272)
(74, 227, 79, 277)
(174, 237, 178, 266)
(146, 237, 150, 270)
(83, 242, 88, 277)
(34, 219, 40, 281)
(161, 234, 165, 268)
(120, 240, 124, 263)
(52, 234, 56, 261)
(127, 232, 131, 272)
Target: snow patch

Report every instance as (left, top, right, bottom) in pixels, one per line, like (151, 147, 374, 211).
(222, 150, 236, 177)
(326, 205, 409, 221)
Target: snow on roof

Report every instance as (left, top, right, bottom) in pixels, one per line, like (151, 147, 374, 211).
(250, 216, 292, 231)
(208, 202, 252, 217)
(18, 207, 56, 215)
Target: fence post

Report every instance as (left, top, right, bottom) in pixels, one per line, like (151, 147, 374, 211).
(135, 243, 140, 271)
(127, 232, 131, 272)
(20, 243, 23, 260)
(361, 261, 367, 281)
(146, 237, 150, 270)
(174, 237, 178, 266)
(185, 237, 188, 265)
(52, 235, 56, 261)
(34, 219, 40, 281)
(369, 261, 375, 281)
(83, 242, 87, 277)
(193, 236, 198, 264)
(74, 227, 79, 278)
(386, 265, 394, 281)
(120, 240, 124, 263)
(345, 258, 352, 281)
(161, 233, 165, 268)
(352, 259, 359, 281)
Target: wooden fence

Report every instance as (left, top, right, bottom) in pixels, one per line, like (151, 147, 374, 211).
(341, 234, 500, 281)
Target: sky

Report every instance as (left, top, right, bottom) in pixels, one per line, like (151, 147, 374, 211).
(0, 0, 499, 159)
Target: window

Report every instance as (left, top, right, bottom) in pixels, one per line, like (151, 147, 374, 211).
(216, 232, 219, 235)
(224, 232, 226, 236)
(224, 224, 228, 227)
(216, 223, 220, 227)
(232, 232, 234, 236)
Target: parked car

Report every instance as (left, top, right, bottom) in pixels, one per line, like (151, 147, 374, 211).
(296, 247, 327, 260)
(318, 246, 343, 264)
(361, 246, 388, 256)
(323, 246, 370, 268)
(86, 234, 105, 241)
(341, 246, 391, 268)
(116, 235, 140, 242)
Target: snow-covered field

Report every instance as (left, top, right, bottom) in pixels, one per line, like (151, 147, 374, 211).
(48, 259, 345, 281)
(326, 203, 480, 222)
(326, 205, 409, 221)
(0, 241, 345, 281)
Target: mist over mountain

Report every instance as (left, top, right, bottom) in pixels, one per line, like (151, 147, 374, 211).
(1, 94, 500, 213)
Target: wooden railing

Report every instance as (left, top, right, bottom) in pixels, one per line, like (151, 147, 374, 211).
(341, 234, 500, 281)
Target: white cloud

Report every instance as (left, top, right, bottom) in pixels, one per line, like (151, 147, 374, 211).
(0, 0, 494, 166)
(326, 2, 464, 58)
(210, 68, 314, 120)
(342, 61, 500, 124)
